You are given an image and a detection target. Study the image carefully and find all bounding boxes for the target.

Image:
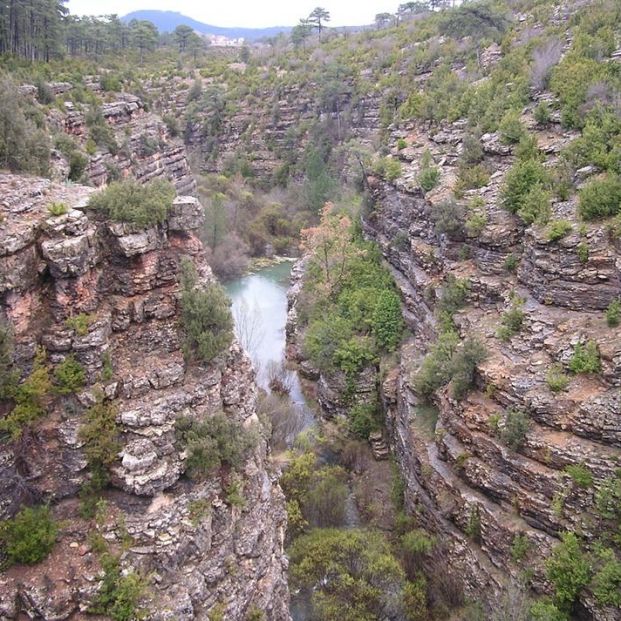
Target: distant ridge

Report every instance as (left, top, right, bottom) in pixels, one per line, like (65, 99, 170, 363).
(122, 10, 291, 41)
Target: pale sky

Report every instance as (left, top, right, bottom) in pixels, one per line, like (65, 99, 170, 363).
(66, 0, 399, 28)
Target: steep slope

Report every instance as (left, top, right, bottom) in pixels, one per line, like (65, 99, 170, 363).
(0, 176, 290, 619)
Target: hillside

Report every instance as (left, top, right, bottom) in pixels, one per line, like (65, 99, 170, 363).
(122, 10, 291, 40)
(1, 0, 621, 619)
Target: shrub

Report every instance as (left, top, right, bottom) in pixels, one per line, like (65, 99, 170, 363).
(515, 133, 542, 162)
(85, 107, 118, 154)
(0, 505, 57, 565)
(576, 241, 589, 264)
(504, 254, 518, 272)
(534, 101, 551, 126)
(0, 348, 51, 441)
(449, 338, 487, 400)
(414, 331, 460, 398)
(69, 151, 88, 182)
(371, 290, 404, 351)
(568, 340, 600, 374)
(518, 183, 552, 225)
(465, 505, 481, 543)
(432, 199, 465, 240)
(0, 78, 50, 175)
(529, 600, 567, 621)
(547, 220, 573, 242)
(79, 399, 120, 490)
(578, 174, 621, 220)
(89, 554, 144, 621)
(546, 532, 591, 609)
(89, 179, 175, 228)
(510, 533, 530, 563)
(175, 413, 256, 479)
(501, 409, 529, 451)
(564, 463, 593, 488)
(374, 156, 402, 181)
(605, 298, 620, 327)
(180, 260, 233, 363)
(501, 159, 550, 221)
(497, 299, 524, 341)
(0, 319, 17, 400)
(499, 110, 526, 145)
(48, 202, 68, 216)
(531, 39, 563, 91)
(349, 403, 381, 439)
(592, 548, 621, 607)
(465, 198, 488, 237)
(288, 528, 406, 621)
(65, 313, 95, 336)
(54, 354, 86, 394)
(418, 164, 440, 192)
(334, 335, 377, 375)
(304, 316, 354, 373)
(456, 164, 490, 193)
(547, 364, 569, 392)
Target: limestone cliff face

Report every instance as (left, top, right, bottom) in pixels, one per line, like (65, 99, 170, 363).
(364, 111, 621, 619)
(0, 174, 290, 620)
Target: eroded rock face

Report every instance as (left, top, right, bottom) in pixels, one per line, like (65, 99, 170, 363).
(365, 113, 621, 620)
(0, 174, 290, 620)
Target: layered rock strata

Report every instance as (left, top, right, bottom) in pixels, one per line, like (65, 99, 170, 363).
(0, 174, 289, 620)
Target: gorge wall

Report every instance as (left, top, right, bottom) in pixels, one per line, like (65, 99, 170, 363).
(0, 175, 290, 620)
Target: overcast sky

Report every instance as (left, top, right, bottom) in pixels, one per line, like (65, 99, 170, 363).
(66, 0, 399, 27)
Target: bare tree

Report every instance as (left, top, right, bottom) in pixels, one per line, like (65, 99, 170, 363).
(531, 38, 563, 91)
(232, 298, 264, 357)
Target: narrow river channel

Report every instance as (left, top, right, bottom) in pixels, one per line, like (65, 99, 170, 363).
(225, 261, 359, 621)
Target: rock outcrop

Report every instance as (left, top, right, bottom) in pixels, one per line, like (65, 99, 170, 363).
(365, 110, 621, 620)
(0, 174, 290, 620)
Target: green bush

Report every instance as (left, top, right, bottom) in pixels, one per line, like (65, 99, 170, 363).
(432, 199, 465, 240)
(374, 156, 402, 181)
(456, 163, 490, 192)
(592, 548, 621, 607)
(89, 179, 175, 227)
(69, 150, 88, 182)
(449, 338, 487, 400)
(564, 463, 593, 488)
(0, 77, 50, 175)
(576, 241, 589, 264)
(547, 364, 569, 393)
(504, 254, 518, 272)
(180, 260, 233, 363)
(497, 299, 524, 341)
(288, 528, 406, 621)
(0, 505, 57, 565)
(546, 532, 591, 609)
(547, 220, 573, 242)
(529, 600, 567, 621)
(89, 554, 144, 621)
(54, 354, 86, 394)
(0, 319, 17, 400)
(501, 159, 550, 223)
(515, 133, 542, 162)
(48, 202, 68, 216)
(304, 316, 354, 373)
(578, 174, 621, 220)
(65, 313, 96, 336)
(510, 533, 530, 563)
(79, 399, 120, 490)
(534, 102, 551, 126)
(605, 298, 620, 327)
(348, 402, 381, 439)
(465, 505, 481, 543)
(568, 340, 601, 374)
(175, 413, 256, 479)
(0, 348, 51, 441)
(370, 290, 403, 351)
(418, 161, 440, 193)
(499, 110, 526, 144)
(85, 107, 118, 154)
(501, 409, 529, 451)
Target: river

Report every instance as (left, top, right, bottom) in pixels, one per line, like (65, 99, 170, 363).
(226, 261, 358, 621)
(225, 260, 315, 434)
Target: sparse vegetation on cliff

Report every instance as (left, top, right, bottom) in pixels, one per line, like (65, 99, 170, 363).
(89, 179, 175, 227)
(179, 258, 234, 363)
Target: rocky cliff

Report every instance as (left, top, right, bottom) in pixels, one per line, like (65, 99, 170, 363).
(0, 174, 289, 620)
(364, 107, 620, 619)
